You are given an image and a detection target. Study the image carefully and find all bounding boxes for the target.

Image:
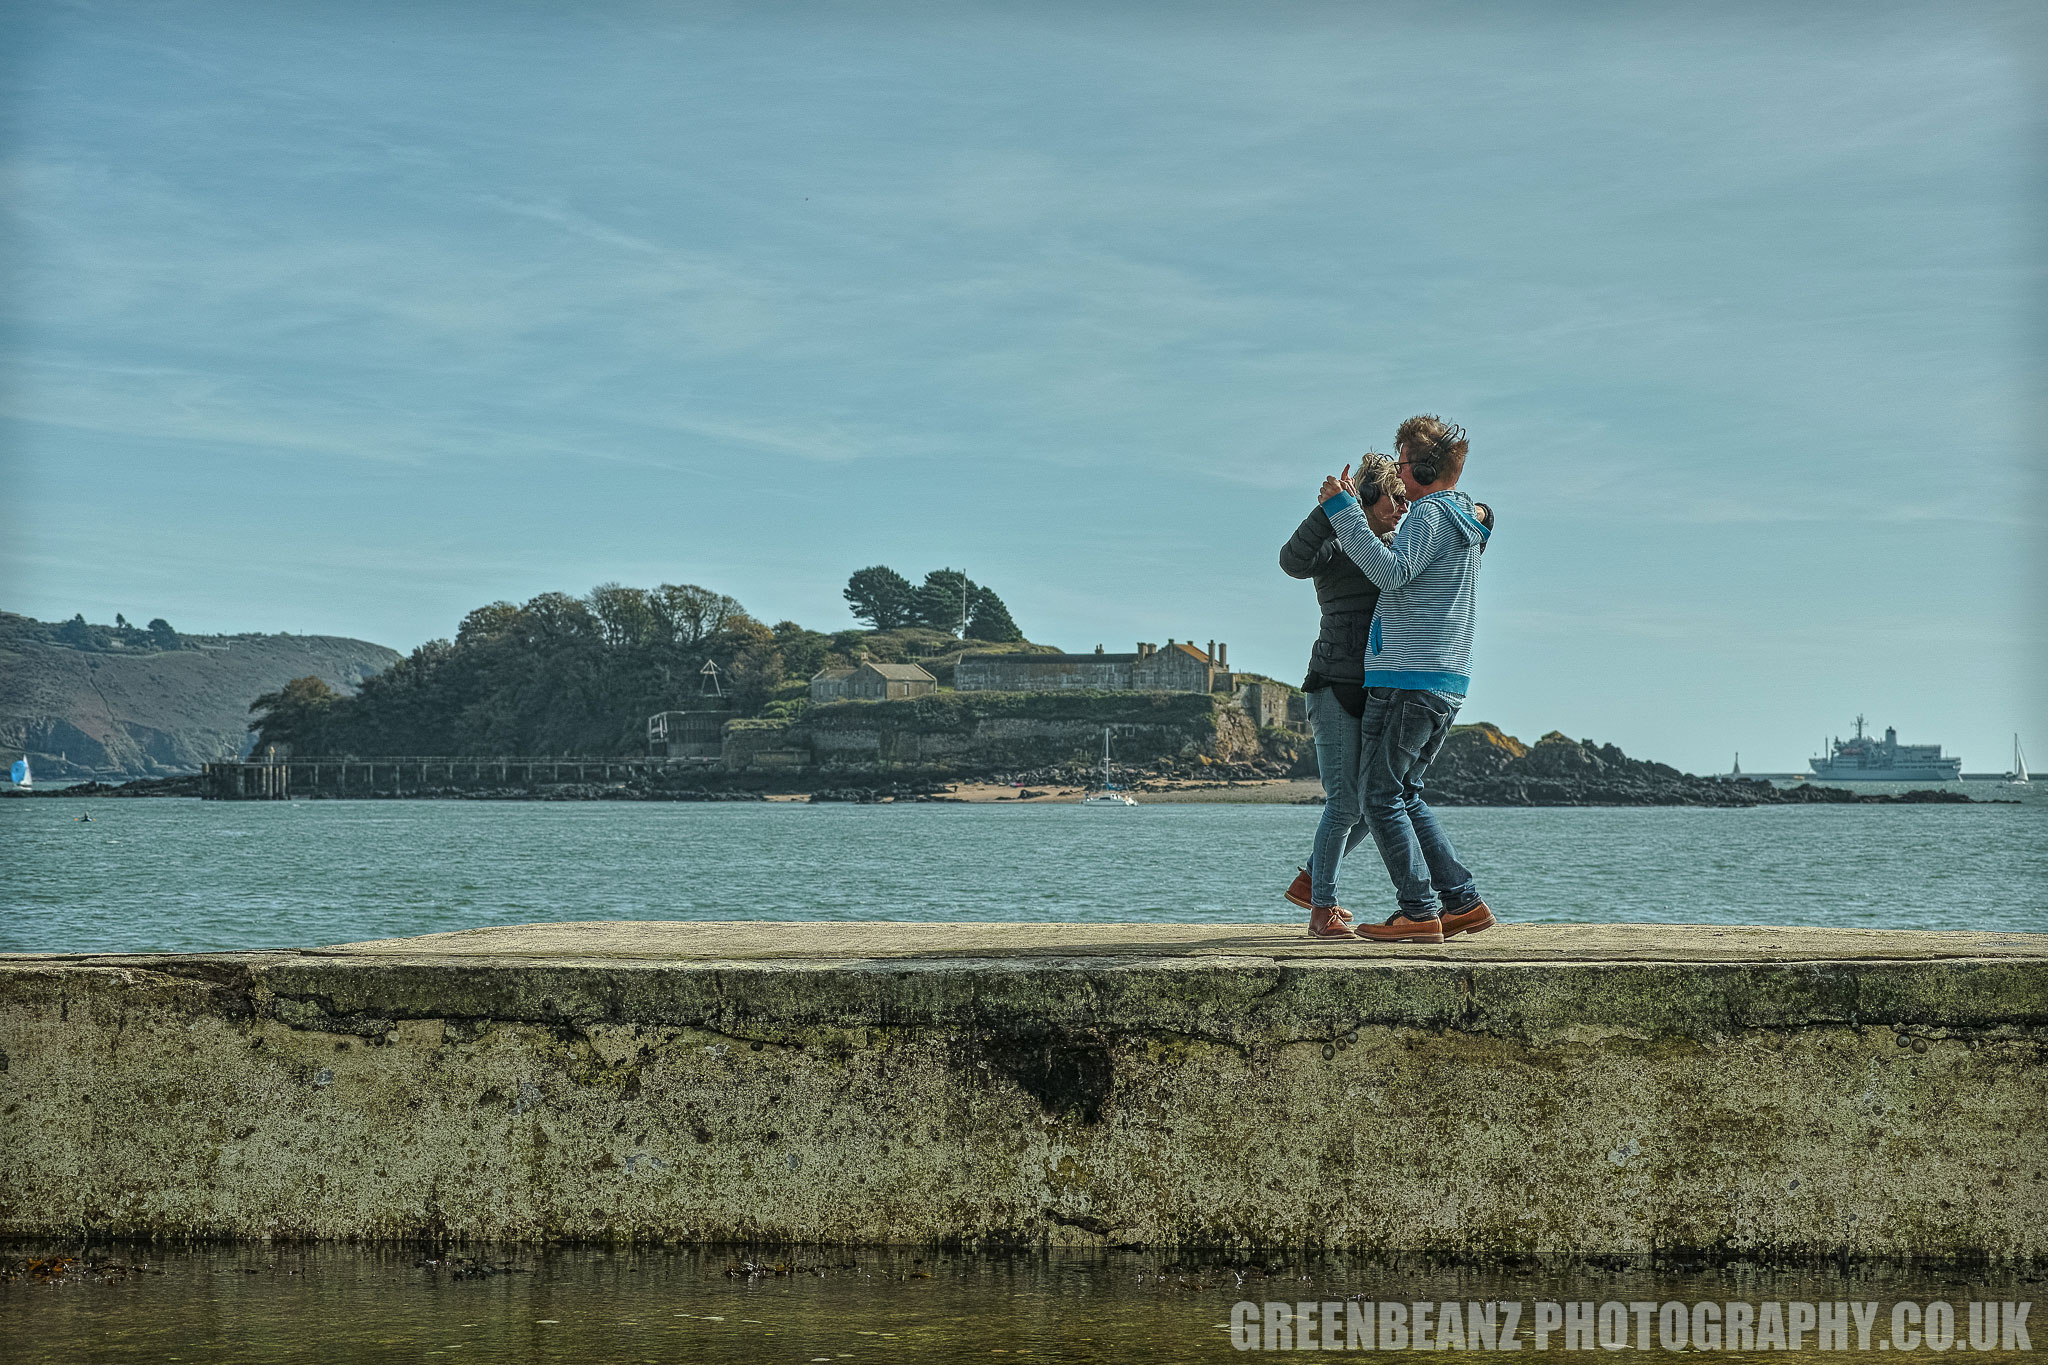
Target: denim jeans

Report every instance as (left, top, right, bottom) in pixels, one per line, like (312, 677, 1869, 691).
(1358, 687, 1481, 920)
(1305, 688, 1375, 908)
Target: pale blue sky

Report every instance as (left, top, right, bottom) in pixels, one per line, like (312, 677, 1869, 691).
(3, 0, 2043, 774)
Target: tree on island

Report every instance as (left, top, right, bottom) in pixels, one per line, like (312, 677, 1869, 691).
(249, 675, 340, 751)
(912, 568, 974, 634)
(843, 566, 916, 630)
(239, 569, 1036, 760)
(966, 588, 1023, 642)
(845, 564, 1024, 640)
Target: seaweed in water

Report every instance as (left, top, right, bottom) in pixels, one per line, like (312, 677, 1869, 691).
(414, 1254, 527, 1279)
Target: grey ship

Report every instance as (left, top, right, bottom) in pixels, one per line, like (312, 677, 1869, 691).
(1809, 715, 1961, 782)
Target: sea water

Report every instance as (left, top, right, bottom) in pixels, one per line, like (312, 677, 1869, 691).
(0, 1244, 2036, 1364)
(2, 794, 2043, 954)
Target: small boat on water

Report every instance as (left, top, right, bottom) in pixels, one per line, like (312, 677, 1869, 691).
(1080, 728, 1137, 806)
(2010, 735, 2030, 785)
(9, 756, 29, 789)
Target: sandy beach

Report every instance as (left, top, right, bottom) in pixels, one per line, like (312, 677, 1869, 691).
(796, 778, 1329, 804)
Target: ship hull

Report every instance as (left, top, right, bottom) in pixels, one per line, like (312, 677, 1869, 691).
(1808, 761, 1962, 782)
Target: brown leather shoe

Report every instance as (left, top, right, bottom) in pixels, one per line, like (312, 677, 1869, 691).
(1307, 904, 1354, 939)
(1284, 867, 1313, 910)
(1440, 901, 1496, 938)
(1355, 912, 1446, 945)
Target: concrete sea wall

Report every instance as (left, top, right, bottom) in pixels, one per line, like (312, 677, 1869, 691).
(2, 923, 2043, 1258)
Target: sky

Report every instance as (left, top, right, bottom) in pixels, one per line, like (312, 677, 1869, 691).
(2, 0, 2043, 775)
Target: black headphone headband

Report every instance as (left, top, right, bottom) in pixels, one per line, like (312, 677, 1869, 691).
(1409, 422, 1465, 484)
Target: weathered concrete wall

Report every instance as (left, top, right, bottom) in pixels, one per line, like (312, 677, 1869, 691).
(2, 923, 2043, 1258)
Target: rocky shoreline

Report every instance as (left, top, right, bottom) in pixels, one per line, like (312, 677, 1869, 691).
(4, 725, 2002, 806)
(1420, 727, 1985, 806)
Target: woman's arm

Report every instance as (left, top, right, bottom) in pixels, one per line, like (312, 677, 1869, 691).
(1278, 506, 1336, 579)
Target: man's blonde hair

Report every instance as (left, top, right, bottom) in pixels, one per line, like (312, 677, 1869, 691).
(1356, 452, 1405, 507)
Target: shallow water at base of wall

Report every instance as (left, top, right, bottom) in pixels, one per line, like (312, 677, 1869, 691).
(2, 1245, 2039, 1364)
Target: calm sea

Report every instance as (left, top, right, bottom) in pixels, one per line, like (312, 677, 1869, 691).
(3, 790, 2044, 954)
(1, 1244, 2031, 1364)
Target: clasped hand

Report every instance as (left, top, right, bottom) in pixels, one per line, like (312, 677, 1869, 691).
(1318, 463, 1356, 503)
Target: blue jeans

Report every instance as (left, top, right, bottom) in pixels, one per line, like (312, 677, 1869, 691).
(1305, 689, 1374, 908)
(1358, 687, 1481, 921)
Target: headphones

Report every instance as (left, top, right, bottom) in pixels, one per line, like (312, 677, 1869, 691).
(1404, 422, 1465, 486)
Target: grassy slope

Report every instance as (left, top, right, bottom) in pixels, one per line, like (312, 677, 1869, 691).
(0, 616, 400, 776)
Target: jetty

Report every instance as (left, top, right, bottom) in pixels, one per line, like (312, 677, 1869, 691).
(200, 755, 716, 799)
(2, 923, 2042, 1258)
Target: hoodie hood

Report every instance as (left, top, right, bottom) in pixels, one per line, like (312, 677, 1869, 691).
(1419, 489, 1490, 548)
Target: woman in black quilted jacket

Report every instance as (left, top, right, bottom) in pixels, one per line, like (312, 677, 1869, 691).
(1278, 454, 1406, 936)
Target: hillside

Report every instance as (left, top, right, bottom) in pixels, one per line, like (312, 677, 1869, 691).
(0, 612, 400, 778)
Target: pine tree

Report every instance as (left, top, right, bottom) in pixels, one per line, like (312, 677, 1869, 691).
(843, 566, 916, 629)
(912, 569, 974, 634)
(966, 587, 1023, 642)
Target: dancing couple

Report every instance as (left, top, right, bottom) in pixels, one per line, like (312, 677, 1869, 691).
(1278, 415, 1495, 944)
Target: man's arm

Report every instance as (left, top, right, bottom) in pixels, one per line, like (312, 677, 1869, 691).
(1278, 507, 1336, 579)
(1321, 491, 1445, 591)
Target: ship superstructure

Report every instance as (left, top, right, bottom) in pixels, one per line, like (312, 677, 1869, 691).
(1809, 715, 1962, 782)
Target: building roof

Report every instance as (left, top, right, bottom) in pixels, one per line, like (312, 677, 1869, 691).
(810, 667, 856, 681)
(1167, 642, 1212, 663)
(858, 662, 937, 681)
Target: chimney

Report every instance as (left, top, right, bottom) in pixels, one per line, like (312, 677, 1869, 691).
(1094, 644, 1103, 654)
(1218, 642, 1228, 667)
(1207, 639, 1215, 664)
(1167, 638, 1175, 647)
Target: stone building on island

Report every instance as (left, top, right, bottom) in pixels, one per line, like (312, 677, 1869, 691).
(809, 660, 937, 703)
(957, 639, 1298, 734)
(955, 640, 1231, 695)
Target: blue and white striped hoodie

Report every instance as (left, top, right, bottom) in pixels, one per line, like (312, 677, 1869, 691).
(1320, 487, 1490, 695)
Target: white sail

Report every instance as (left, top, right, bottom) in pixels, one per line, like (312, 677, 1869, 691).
(2014, 735, 2030, 785)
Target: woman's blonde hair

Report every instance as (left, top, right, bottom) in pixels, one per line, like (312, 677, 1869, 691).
(1356, 452, 1406, 507)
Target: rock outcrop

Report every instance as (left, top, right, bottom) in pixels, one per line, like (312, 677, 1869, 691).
(1426, 727, 1972, 806)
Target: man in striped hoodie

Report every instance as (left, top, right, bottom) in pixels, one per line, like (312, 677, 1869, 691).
(1317, 415, 1495, 945)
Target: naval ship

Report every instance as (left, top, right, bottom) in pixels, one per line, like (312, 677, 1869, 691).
(1809, 715, 1962, 782)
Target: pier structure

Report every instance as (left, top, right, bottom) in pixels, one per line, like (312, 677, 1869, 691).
(200, 755, 717, 799)
(2, 923, 2043, 1258)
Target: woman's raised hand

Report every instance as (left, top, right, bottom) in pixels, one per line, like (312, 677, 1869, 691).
(1318, 464, 1355, 503)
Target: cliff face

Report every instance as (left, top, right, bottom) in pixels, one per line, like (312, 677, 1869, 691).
(0, 614, 400, 777)
(726, 692, 1261, 777)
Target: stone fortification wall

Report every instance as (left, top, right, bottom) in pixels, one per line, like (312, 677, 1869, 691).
(725, 692, 1258, 775)
(2, 922, 2042, 1257)
(957, 644, 1220, 695)
(955, 654, 1138, 691)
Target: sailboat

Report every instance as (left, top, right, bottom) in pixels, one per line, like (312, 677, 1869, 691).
(9, 756, 30, 789)
(1080, 728, 1136, 806)
(2010, 735, 2030, 785)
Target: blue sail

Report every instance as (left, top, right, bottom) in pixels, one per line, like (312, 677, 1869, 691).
(10, 759, 26, 784)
